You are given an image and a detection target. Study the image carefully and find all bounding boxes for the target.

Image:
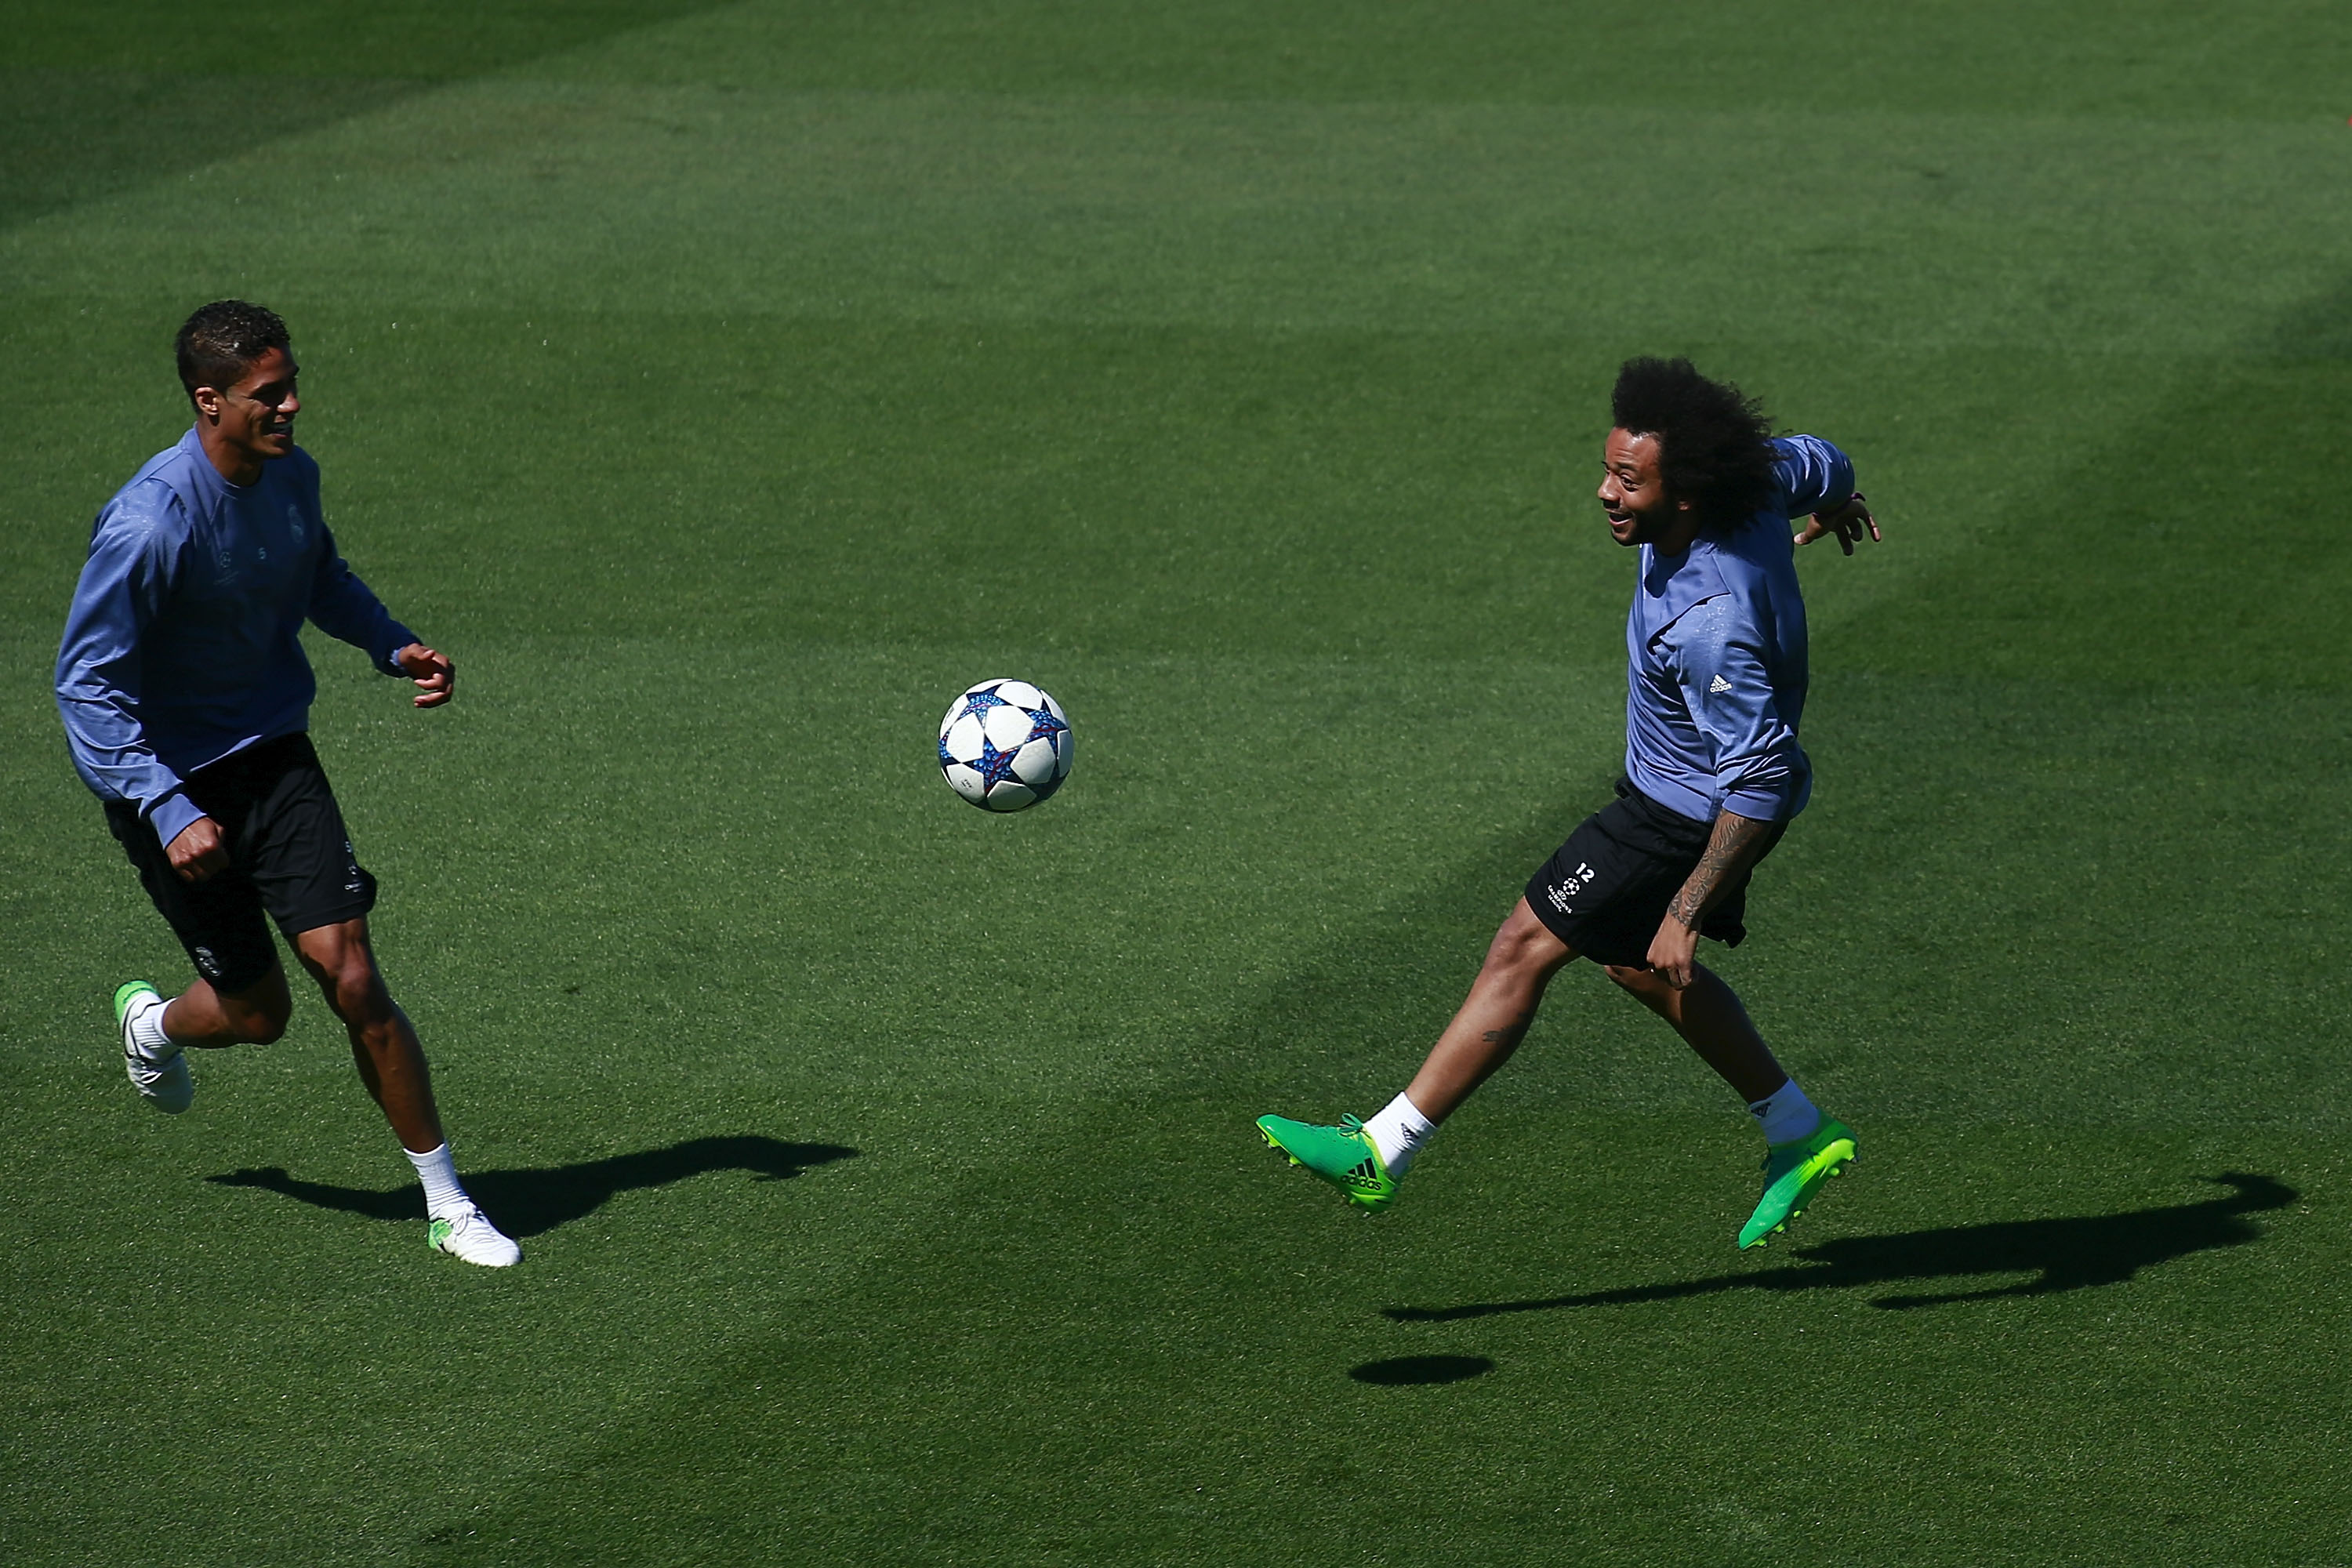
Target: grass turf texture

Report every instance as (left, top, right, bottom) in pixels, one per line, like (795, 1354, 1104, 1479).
(5, 1, 2352, 1561)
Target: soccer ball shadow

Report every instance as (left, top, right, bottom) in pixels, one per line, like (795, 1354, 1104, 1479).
(1348, 1354, 1497, 1386)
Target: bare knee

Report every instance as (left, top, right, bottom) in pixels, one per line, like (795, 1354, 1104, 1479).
(296, 920, 395, 1028)
(327, 960, 394, 1029)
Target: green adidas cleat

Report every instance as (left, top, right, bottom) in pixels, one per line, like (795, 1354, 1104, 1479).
(1255, 1112, 1399, 1211)
(1738, 1116, 1856, 1249)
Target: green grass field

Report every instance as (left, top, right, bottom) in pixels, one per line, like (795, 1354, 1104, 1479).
(6, 2, 2352, 1562)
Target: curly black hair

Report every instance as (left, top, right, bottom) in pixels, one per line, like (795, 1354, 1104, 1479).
(175, 300, 290, 406)
(1610, 357, 1777, 532)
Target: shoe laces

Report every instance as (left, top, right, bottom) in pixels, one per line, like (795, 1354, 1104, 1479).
(1339, 1114, 1367, 1136)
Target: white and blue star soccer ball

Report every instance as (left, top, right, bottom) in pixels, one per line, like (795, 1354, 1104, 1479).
(937, 678, 1073, 812)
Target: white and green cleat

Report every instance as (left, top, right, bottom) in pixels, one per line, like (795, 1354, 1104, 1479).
(428, 1205, 521, 1268)
(114, 979, 192, 1115)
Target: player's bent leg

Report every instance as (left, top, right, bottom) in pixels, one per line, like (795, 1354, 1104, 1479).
(1256, 898, 1573, 1212)
(145, 966, 296, 1050)
(114, 965, 293, 1113)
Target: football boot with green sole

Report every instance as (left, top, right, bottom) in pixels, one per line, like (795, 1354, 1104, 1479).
(114, 979, 192, 1115)
(427, 1205, 522, 1268)
(1255, 1112, 1398, 1211)
(1738, 1116, 1856, 1249)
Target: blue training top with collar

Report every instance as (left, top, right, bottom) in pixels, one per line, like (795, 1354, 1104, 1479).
(1622, 434, 1853, 826)
(55, 426, 416, 850)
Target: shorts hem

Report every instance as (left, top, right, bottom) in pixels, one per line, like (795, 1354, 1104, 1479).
(270, 885, 379, 941)
(1519, 893, 1613, 966)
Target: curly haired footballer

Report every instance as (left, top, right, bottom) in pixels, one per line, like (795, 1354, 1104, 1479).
(1610, 356, 1779, 532)
(1257, 355, 1882, 1251)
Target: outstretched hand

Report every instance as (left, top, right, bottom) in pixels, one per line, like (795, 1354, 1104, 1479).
(1795, 492, 1880, 554)
(394, 643, 456, 708)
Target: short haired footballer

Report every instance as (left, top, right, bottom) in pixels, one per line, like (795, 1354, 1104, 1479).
(56, 301, 521, 1267)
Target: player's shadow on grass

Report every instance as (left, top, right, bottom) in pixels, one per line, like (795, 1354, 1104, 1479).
(1385, 1173, 2294, 1319)
(207, 1135, 858, 1238)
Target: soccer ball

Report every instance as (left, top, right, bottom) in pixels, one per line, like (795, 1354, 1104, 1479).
(937, 678, 1073, 812)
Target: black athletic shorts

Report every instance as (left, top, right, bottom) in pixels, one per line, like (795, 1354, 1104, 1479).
(1523, 778, 1786, 968)
(103, 732, 376, 994)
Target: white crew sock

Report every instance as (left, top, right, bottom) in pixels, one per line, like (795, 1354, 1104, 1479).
(405, 1143, 472, 1220)
(1362, 1091, 1438, 1177)
(1748, 1078, 1821, 1145)
(129, 993, 177, 1061)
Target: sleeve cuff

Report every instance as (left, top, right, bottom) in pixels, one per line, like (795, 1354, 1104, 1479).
(1782, 440, 1857, 519)
(149, 789, 204, 849)
(376, 622, 418, 677)
(1722, 786, 1795, 822)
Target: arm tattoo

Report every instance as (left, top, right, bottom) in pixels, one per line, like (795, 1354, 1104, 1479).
(1666, 811, 1774, 931)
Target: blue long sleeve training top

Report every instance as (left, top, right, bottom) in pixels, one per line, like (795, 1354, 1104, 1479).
(1622, 434, 1853, 825)
(55, 428, 415, 849)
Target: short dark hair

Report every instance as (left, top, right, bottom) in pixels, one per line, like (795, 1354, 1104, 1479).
(176, 300, 290, 405)
(1610, 356, 1777, 532)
